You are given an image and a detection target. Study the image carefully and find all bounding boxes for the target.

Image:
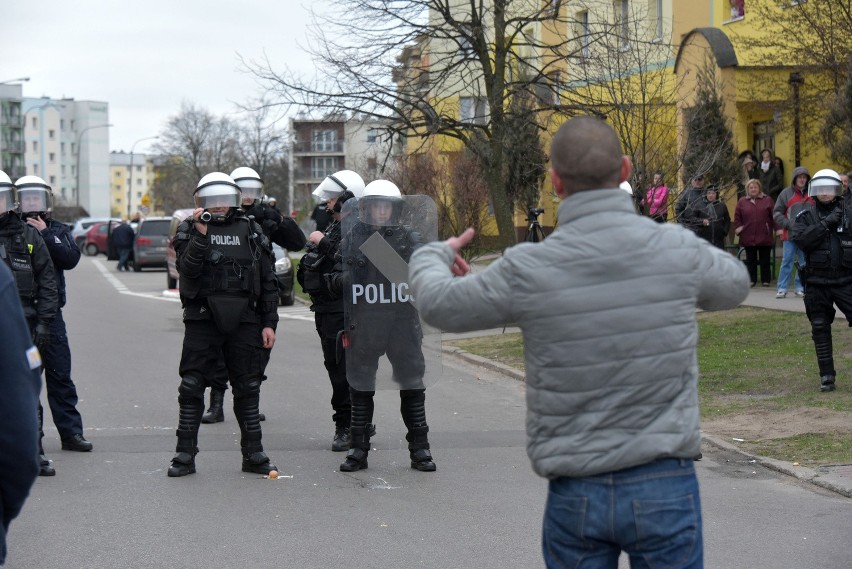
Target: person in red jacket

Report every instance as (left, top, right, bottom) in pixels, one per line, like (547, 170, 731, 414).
(735, 179, 776, 287)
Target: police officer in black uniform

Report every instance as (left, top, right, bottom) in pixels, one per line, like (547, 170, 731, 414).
(198, 167, 306, 424)
(167, 172, 280, 477)
(298, 170, 365, 451)
(0, 170, 59, 476)
(17, 176, 92, 455)
(335, 180, 437, 473)
(791, 169, 852, 392)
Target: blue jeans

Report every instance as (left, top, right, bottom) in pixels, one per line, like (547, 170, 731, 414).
(542, 458, 703, 569)
(777, 240, 805, 293)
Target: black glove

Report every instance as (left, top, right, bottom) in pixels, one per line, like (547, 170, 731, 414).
(33, 321, 51, 350)
(822, 207, 843, 230)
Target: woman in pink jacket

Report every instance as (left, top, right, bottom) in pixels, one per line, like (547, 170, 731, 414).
(641, 172, 669, 223)
(734, 179, 776, 287)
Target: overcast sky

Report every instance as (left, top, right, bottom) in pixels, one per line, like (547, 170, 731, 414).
(2, 0, 318, 153)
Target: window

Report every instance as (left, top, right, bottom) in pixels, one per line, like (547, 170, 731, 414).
(458, 24, 475, 59)
(136, 178, 142, 186)
(651, 0, 663, 39)
(617, 0, 630, 49)
(729, 0, 745, 19)
(135, 165, 142, 172)
(311, 130, 338, 152)
(577, 10, 591, 59)
(33, 164, 39, 175)
(70, 120, 75, 130)
(32, 141, 38, 151)
(61, 165, 66, 175)
(49, 175, 56, 185)
(60, 119, 65, 130)
(71, 143, 76, 155)
(48, 129, 55, 140)
(137, 191, 142, 198)
(61, 142, 65, 154)
(115, 185, 121, 191)
(31, 117, 37, 129)
(366, 128, 378, 143)
(311, 156, 338, 179)
(49, 153, 55, 162)
(460, 97, 489, 124)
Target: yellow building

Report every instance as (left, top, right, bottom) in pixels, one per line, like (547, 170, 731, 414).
(109, 151, 159, 218)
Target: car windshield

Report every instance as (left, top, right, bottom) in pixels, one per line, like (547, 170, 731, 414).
(138, 220, 170, 236)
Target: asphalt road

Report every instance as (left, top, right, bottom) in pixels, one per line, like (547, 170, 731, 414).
(7, 256, 852, 569)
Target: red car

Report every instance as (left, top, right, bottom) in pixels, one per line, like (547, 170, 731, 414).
(83, 221, 120, 256)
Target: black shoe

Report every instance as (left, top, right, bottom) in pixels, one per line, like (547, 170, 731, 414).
(694, 453, 703, 461)
(340, 448, 368, 472)
(410, 448, 436, 472)
(201, 407, 224, 423)
(820, 375, 837, 392)
(39, 455, 56, 476)
(167, 452, 196, 477)
(61, 433, 93, 452)
(242, 451, 276, 474)
(332, 427, 351, 452)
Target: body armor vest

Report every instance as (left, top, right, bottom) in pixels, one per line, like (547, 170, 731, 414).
(300, 220, 340, 295)
(0, 228, 36, 304)
(199, 218, 259, 298)
(807, 204, 852, 272)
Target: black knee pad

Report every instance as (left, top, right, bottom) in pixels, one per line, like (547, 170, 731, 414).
(178, 376, 205, 399)
(232, 378, 262, 399)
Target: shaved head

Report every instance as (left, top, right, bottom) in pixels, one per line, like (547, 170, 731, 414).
(550, 116, 625, 195)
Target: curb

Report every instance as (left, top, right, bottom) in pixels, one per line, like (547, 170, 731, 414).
(443, 345, 852, 499)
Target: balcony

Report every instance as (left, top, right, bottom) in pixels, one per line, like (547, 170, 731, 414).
(292, 140, 344, 154)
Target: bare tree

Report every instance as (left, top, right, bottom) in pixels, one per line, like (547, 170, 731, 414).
(822, 60, 852, 168)
(245, 0, 595, 246)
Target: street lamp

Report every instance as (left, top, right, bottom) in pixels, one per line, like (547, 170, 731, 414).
(0, 77, 30, 85)
(75, 123, 113, 208)
(127, 135, 159, 219)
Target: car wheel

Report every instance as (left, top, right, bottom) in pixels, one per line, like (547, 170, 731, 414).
(167, 273, 177, 289)
(132, 262, 142, 272)
(85, 243, 99, 256)
(281, 286, 295, 306)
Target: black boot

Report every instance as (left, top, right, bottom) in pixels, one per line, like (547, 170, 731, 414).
(332, 425, 351, 452)
(242, 451, 277, 474)
(340, 390, 373, 472)
(820, 375, 836, 392)
(201, 388, 225, 424)
(169, 377, 204, 477)
(401, 390, 436, 472)
(37, 404, 55, 476)
(167, 450, 196, 477)
(813, 323, 836, 393)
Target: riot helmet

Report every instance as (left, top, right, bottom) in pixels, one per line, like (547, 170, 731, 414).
(194, 172, 241, 223)
(808, 169, 843, 198)
(0, 170, 17, 218)
(230, 166, 264, 203)
(15, 175, 53, 218)
(313, 170, 365, 202)
(360, 179, 403, 226)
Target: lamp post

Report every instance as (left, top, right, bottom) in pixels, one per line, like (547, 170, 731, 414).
(74, 123, 113, 209)
(126, 135, 159, 219)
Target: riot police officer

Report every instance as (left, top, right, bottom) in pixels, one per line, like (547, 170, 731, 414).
(336, 180, 437, 473)
(791, 169, 852, 392)
(167, 172, 280, 477)
(198, 167, 306, 424)
(0, 170, 59, 476)
(17, 176, 92, 454)
(298, 170, 365, 451)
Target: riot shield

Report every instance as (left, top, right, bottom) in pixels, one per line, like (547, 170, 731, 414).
(341, 195, 441, 391)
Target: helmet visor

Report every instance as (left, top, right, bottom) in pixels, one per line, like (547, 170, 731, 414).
(18, 187, 52, 213)
(194, 183, 241, 209)
(809, 183, 842, 198)
(0, 186, 17, 213)
(235, 178, 263, 200)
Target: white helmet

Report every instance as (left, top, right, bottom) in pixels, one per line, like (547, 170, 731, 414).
(194, 172, 241, 221)
(313, 170, 365, 201)
(808, 169, 843, 198)
(230, 167, 263, 201)
(619, 181, 633, 195)
(15, 175, 53, 215)
(0, 170, 16, 215)
(362, 179, 402, 199)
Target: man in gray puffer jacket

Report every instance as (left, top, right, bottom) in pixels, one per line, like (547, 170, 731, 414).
(409, 116, 750, 569)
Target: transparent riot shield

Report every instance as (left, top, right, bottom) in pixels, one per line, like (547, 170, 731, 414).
(341, 195, 441, 391)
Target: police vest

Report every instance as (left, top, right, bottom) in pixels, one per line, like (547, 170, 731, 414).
(199, 219, 260, 298)
(0, 229, 36, 304)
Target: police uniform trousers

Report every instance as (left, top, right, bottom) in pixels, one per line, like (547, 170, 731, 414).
(40, 310, 84, 438)
(314, 310, 351, 428)
(348, 308, 426, 390)
(803, 281, 852, 377)
(176, 319, 266, 454)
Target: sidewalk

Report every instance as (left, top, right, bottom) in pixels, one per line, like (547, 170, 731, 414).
(441, 283, 852, 498)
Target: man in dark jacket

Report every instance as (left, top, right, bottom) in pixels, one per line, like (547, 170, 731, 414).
(694, 185, 731, 249)
(111, 220, 135, 271)
(674, 174, 706, 232)
(0, 172, 59, 477)
(791, 169, 852, 393)
(17, 176, 92, 454)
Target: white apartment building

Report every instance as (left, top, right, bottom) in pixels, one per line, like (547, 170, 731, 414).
(0, 87, 111, 217)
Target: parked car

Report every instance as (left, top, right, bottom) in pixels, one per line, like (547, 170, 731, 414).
(72, 217, 119, 248)
(82, 221, 119, 256)
(132, 216, 171, 271)
(165, 209, 194, 289)
(273, 244, 295, 306)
